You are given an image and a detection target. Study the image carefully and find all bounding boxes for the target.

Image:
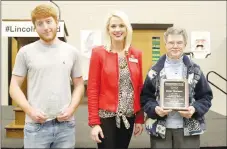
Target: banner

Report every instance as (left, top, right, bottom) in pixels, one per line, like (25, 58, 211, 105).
(2, 21, 65, 37)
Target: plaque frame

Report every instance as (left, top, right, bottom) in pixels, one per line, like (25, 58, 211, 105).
(160, 79, 189, 111)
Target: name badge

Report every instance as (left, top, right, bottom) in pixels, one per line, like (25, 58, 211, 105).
(129, 57, 138, 63)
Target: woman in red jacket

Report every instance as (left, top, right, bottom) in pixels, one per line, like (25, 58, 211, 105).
(87, 10, 144, 149)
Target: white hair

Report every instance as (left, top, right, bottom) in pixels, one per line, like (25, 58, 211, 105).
(103, 10, 132, 52)
(164, 26, 188, 44)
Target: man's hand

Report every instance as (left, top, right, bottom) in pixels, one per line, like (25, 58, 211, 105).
(57, 107, 74, 122)
(155, 106, 172, 117)
(178, 106, 196, 119)
(134, 123, 143, 136)
(28, 108, 47, 123)
(90, 125, 104, 143)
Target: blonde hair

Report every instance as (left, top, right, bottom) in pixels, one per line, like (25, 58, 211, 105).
(31, 4, 58, 25)
(103, 11, 132, 52)
(164, 27, 188, 44)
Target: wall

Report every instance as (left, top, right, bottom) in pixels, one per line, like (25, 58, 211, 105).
(1, 1, 226, 115)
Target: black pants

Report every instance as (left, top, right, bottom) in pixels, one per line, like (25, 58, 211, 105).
(97, 116, 135, 149)
(150, 128, 200, 149)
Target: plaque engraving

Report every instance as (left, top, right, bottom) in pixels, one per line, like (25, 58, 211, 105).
(160, 79, 189, 110)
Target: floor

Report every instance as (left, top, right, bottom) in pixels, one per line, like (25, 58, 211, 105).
(1, 97, 226, 148)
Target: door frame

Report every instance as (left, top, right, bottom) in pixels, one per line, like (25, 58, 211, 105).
(131, 23, 173, 30)
(130, 23, 173, 80)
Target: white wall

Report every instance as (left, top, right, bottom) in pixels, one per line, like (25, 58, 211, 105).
(1, 1, 226, 115)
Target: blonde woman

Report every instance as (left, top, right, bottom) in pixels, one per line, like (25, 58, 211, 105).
(87, 11, 144, 149)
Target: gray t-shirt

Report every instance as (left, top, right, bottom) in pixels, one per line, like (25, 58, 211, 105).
(12, 40, 82, 123)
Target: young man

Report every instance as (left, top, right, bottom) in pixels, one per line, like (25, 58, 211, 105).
(9, 4, 84, 148)
(140, 27, 213, 149)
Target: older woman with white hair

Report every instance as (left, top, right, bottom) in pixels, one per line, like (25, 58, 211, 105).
(141, 27, 213, 149)
(87, 11, 144, 149)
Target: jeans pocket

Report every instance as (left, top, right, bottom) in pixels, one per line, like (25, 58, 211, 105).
(24, 123, 43, 133)
(66, 121, 76, 128)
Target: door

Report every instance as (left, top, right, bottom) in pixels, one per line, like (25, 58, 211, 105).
(131, 30, 166, 81)
(10, 37, 38, 106)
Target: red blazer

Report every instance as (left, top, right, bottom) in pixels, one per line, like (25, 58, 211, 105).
(87, 46, 144, 126)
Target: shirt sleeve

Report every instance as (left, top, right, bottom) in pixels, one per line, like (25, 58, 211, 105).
(12, 49, 27, 77)
(71, 48, 82, 78)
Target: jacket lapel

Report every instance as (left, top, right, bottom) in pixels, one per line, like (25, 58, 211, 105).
(126, 48, 137, 88)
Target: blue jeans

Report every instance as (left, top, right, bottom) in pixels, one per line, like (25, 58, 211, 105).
(24, 118, 76, 148)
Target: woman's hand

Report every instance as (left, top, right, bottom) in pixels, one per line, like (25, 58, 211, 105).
(90, 125, 104, 143)
(134, 123, 143, 136)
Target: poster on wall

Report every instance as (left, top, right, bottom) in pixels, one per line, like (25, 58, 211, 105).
(80, 30, 102, 80)
(152, 37, 161, 63)
(80, 30, 102, 58)
(190, 31, 211, 59)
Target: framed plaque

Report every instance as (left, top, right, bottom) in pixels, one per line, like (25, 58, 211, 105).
(160, 79, 189, 111)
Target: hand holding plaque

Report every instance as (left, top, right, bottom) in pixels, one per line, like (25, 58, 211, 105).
(155, 106, 172, 117)
(178, 106, 195, 118)
(160, 79, 189, 111)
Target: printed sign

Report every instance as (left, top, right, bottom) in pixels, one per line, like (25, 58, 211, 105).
(190, 31, 211, 59)
(80, 30, 102, 81)
(80, 30, 102, 58)
(2, 21, 65, 37)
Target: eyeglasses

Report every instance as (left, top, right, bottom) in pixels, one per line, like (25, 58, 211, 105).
(166, 41, 185, 47)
